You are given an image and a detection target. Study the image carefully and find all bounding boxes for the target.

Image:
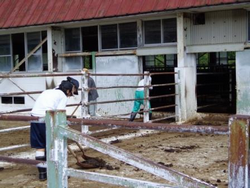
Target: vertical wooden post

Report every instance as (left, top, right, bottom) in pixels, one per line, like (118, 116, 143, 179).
(143, 71, 150, 123)
(47, 27, 53, 72)
(45, 110, 68, 188)
(228, 115, 250, 188)
(81, 69, 89, 133)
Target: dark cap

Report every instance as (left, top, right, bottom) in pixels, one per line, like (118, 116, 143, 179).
(59, 80, 73, 96)
(67, 77, 79, 95)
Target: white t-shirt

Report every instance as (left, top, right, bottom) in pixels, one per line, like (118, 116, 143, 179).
(31, 89, 68, 117)
(136, 77, 153, 91)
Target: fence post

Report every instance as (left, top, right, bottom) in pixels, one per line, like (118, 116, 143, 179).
(228, 115, 250, 188)
(175, 69, 181, 123)
(81, 69, 89, 133)
(143, 71, 150, 123)
(45, 110, 68, 188)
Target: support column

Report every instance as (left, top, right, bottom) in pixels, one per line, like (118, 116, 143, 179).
(228, 115, 250, 188)
(176, 13, 197, 122)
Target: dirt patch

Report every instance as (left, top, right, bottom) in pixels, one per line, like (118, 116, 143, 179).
(0, 114, 230, 188)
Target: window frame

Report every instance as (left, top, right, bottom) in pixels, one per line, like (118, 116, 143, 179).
(143, 18, 177, 46)
(25, 31, 44, 72)
(100, 22, 138, 51)
(64, 28, 83, 72)
(0, 34, 12, 73)
(1, 96, 25, 104)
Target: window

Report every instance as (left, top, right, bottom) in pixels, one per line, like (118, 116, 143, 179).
(101, 22, 137, 50)
(82, 26, 98, 52)
(144, 54, 177, 71)
(144, 20, 161, 44)
(144, 18, 177, 45)
(0, 35, 11, 72)
(64, 28, 82, 71)
(101, 24, 118, 49)
(193, 13, 205, 25)
(163, 19, 177, 43)
(0, 31, 47, 72)
(1, 96, 25, 104)
(27, 32, 43, 72)
(65, 28, 81, 52)
(119, 22, 137, 48)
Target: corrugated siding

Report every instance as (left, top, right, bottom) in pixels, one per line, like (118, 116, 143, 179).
(0, 0, 249, 29)
(189, 9, 247, 45)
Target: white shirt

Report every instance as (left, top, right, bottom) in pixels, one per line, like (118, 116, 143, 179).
(136, 77, 153, 91)
(31, 89, 68, 117)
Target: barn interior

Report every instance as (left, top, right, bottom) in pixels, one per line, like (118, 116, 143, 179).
(143, 52, 236, 114)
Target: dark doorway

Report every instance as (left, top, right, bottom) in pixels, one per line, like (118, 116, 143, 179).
(196, 52, 236, 113)
(143, 54, 177, 112)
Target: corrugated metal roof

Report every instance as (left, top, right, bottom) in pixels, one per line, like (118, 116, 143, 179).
(0, 0, 249, 29)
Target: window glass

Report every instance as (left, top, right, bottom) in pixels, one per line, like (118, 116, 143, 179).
(42, 31, 48, 71)
(82, 26, 98, 52)
(27, 32, 41, 53)
(163, 18, 177, 43)
(0, 35, 11, 72)
(64, 57, 82, 71)
(14, 97, 25, 104)
(0, 56, 11, 71)
(65, 28, 81, 52)
(145, 56, 155, 68)
(166, 54, 176, 67)
(144, 20, 161, 44)
(1, 97, 12, 104)
(0, 35, 10, 55)
(27, 32, 42, 72)
(155, 55, 165, 67)
(83, 56, 92, 69)
(119, 22, 137, 48)
(28, 55, 42, 71)
(101, 24, 118, 49)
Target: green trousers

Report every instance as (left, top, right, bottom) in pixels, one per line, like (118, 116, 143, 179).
(132, 90, 151, 113)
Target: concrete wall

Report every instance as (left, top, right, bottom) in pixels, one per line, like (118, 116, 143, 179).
(95, 55, 140, 116)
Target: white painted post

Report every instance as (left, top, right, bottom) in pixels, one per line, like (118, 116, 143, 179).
(143, 71, 150, 123)
(81, 69, 90, 133)
(47, 27, 53, 72)
(46, 110, 68, 188)
(175, 69, 181, 123)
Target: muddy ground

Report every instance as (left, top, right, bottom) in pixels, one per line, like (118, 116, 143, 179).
(0, 114, 229, 188)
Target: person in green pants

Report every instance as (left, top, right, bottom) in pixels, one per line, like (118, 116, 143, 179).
(129, 76, 152, 121)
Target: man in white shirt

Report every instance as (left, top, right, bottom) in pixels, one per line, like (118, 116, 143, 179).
(129, 76, 153, 121)
(30, 79, 78, 181)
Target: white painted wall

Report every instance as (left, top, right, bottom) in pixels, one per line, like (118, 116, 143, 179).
(236, 49, 250, 115)
(95, 55, 140, 116)
(189, 9, 247, 45)
(0, 77, 46, 112)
